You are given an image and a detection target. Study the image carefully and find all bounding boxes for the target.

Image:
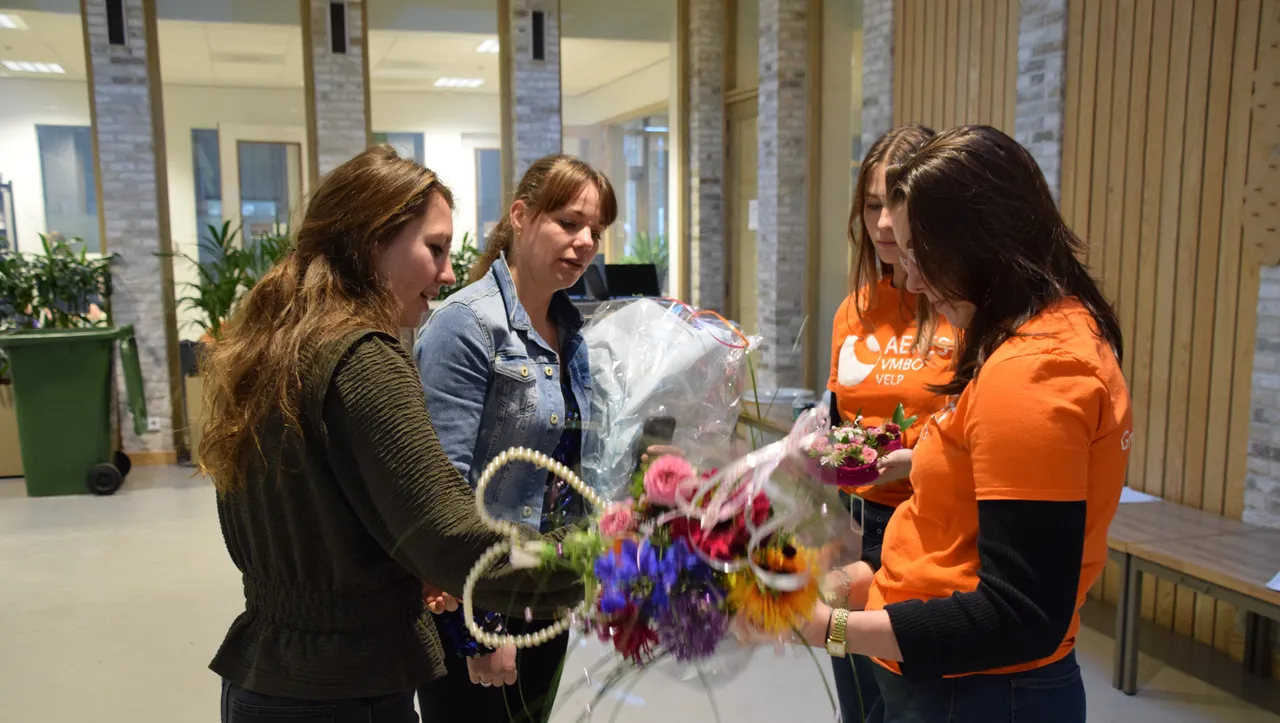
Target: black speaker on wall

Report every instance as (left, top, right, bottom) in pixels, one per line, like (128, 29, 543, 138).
(330, 2, 348, 54)
(106, 0, 126, 46)
(531, 10, 546, 61)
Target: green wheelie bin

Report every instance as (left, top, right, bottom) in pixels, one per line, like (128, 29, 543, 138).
(0, 325, 147, 497)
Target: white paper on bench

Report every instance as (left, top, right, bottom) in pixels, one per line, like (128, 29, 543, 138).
(1267, 571, 1280, 593)
(1119, 486, 1160, 504)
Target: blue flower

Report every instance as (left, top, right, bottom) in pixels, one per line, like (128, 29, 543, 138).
(596, 539, 640, 615)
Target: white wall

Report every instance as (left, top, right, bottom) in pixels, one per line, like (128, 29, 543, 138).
(371, 90, 502, 250)
(563, 58, 670, 127)
(0, 78, 92, 254)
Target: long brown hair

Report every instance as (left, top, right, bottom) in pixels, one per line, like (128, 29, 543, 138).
(886, 125, 1122, 396)
(470, 154, 617, 282)
(200, 145, 455, 493)
(848, 125, 937, 351)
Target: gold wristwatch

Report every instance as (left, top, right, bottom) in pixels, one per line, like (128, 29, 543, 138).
(825, 608, 851, 657)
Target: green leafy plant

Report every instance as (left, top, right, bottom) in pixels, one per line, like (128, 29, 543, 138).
(619, 231, 669, 282)
(166, 220, 294, 340)
(0, 234, 115, 377)
(439, 230, 481, 299)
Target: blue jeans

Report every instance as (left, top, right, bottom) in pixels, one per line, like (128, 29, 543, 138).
(831, 496, 896, 721)
(221, 680, 418, 723)
(867, 651, 1086, 723)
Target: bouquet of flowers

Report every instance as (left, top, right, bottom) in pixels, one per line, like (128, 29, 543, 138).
(808, 403, 917, 486)
(459, 403, 848, 655)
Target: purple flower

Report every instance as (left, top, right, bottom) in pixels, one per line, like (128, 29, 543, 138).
(655, 586, 730, 662)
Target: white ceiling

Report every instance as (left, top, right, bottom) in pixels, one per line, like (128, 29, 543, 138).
(0, 8, 670, 94)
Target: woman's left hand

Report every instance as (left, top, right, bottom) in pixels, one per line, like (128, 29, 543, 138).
(873, 448, 913, 484)
(422, 583, 458, 614)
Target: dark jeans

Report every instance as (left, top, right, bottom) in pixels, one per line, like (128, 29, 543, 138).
(831, 496, 896, 722)
(867, 651, 1086, 723)
(220, 680, 417, 723)
(417, 617, 570, 723)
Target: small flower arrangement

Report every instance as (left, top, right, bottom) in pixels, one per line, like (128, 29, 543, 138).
(809, 403, 916, 486)
(542, 454, 821, 666)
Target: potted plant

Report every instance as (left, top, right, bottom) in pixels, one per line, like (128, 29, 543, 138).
(0, 235, 115, 479)
(168, 221, 293, 465)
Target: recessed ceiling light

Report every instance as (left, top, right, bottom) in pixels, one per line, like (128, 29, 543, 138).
(0, 14, 28, 30)
(2, 60, 65, 74)
(434, 77, 484, 89)
(476, 38, 500, 54)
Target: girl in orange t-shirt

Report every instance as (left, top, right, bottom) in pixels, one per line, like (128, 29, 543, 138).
(750, 126, 1131, 723)
(823, 125, 954, 721)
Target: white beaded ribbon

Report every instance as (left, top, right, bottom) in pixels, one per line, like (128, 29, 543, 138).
(461, 447, 604, 649)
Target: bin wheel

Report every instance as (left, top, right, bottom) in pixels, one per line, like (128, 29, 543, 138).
(114, 450, 132, 478)
(87, 464, 124, 496)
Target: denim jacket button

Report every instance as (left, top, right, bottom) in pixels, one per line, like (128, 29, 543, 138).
(522, 506, 534, 517)
(520, 365, 529, 377)
(551, 413, 560, 425)
(544, 366, 554, 377)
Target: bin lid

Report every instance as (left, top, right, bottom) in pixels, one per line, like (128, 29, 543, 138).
(0, 325, 130, 349)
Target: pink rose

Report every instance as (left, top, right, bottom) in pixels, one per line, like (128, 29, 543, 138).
(644, 455, 696, 507)
(860, 446, 879, 464)
(599, 500, 636, 537)
(865, 426, 884, 438)
(811, 436, 831, 454)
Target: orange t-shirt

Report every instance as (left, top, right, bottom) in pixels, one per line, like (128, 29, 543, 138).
(866, 298, 1132, 676)
(827, 276, 955, 507)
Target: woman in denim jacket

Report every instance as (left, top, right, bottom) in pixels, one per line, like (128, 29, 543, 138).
(414, 155, 616, 723)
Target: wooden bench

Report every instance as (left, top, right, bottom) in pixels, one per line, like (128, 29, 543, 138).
(1107, 499, 1279, 694)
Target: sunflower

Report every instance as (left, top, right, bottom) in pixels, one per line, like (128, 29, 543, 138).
(727, 543, 821, 635)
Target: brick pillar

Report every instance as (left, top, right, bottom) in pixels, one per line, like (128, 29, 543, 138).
(860, 0, 895, 151)
(1014, 0, 1068, 201)
(302, 0, 371, 182)
(82, 0, 181, 457)
(688, 0, 726, 312)
(500, 0, 562, 192)
(756, 0, 809, 390)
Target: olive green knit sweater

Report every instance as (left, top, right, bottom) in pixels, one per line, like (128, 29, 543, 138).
(210, 330, 580, 699)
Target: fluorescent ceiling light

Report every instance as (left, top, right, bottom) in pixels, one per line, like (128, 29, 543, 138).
(0, 14, 28, 30)
(2, 60, 65, 74)
(644, 126, 669, 133)
(434, 77, 484, 89)
(476, 38, 500, 53)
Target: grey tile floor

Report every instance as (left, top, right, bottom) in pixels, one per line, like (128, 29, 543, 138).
(0, 466, 1276, 722)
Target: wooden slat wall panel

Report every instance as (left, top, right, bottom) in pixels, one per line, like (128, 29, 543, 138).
(1060, 0, 1272, 670)
(894, 0, 1018, 134)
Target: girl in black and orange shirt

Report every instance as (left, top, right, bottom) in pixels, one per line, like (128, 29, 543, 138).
(824, 125, 954, 721)
(747, 126, 1131, 723)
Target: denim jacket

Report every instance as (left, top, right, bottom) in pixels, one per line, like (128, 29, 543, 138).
(413, 255, 591, 529)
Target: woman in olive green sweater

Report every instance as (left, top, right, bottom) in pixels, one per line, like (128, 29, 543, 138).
(201, 145, 581, 723)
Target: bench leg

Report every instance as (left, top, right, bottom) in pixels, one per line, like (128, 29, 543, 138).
(1244, 613, 1273, 678)
(1112, 553, 1131, 690)
(1122, 562, 1141, 695)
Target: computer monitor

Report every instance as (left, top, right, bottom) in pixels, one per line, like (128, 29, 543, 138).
(566, 256, 609, 300)
(604, 263, 661, 299)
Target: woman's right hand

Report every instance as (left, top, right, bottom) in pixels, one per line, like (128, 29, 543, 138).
(467, 644, 517, 687)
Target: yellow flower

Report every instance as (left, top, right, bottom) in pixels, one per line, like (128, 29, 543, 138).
(727, 544, 821, 635)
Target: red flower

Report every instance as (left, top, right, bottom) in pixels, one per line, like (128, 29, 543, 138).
(596, 604, 659, 664)
(667, 492, 771, 562)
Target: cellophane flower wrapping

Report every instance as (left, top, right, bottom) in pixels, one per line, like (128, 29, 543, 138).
(544, 400, 859, 683)
(580, 298, 753, 501)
